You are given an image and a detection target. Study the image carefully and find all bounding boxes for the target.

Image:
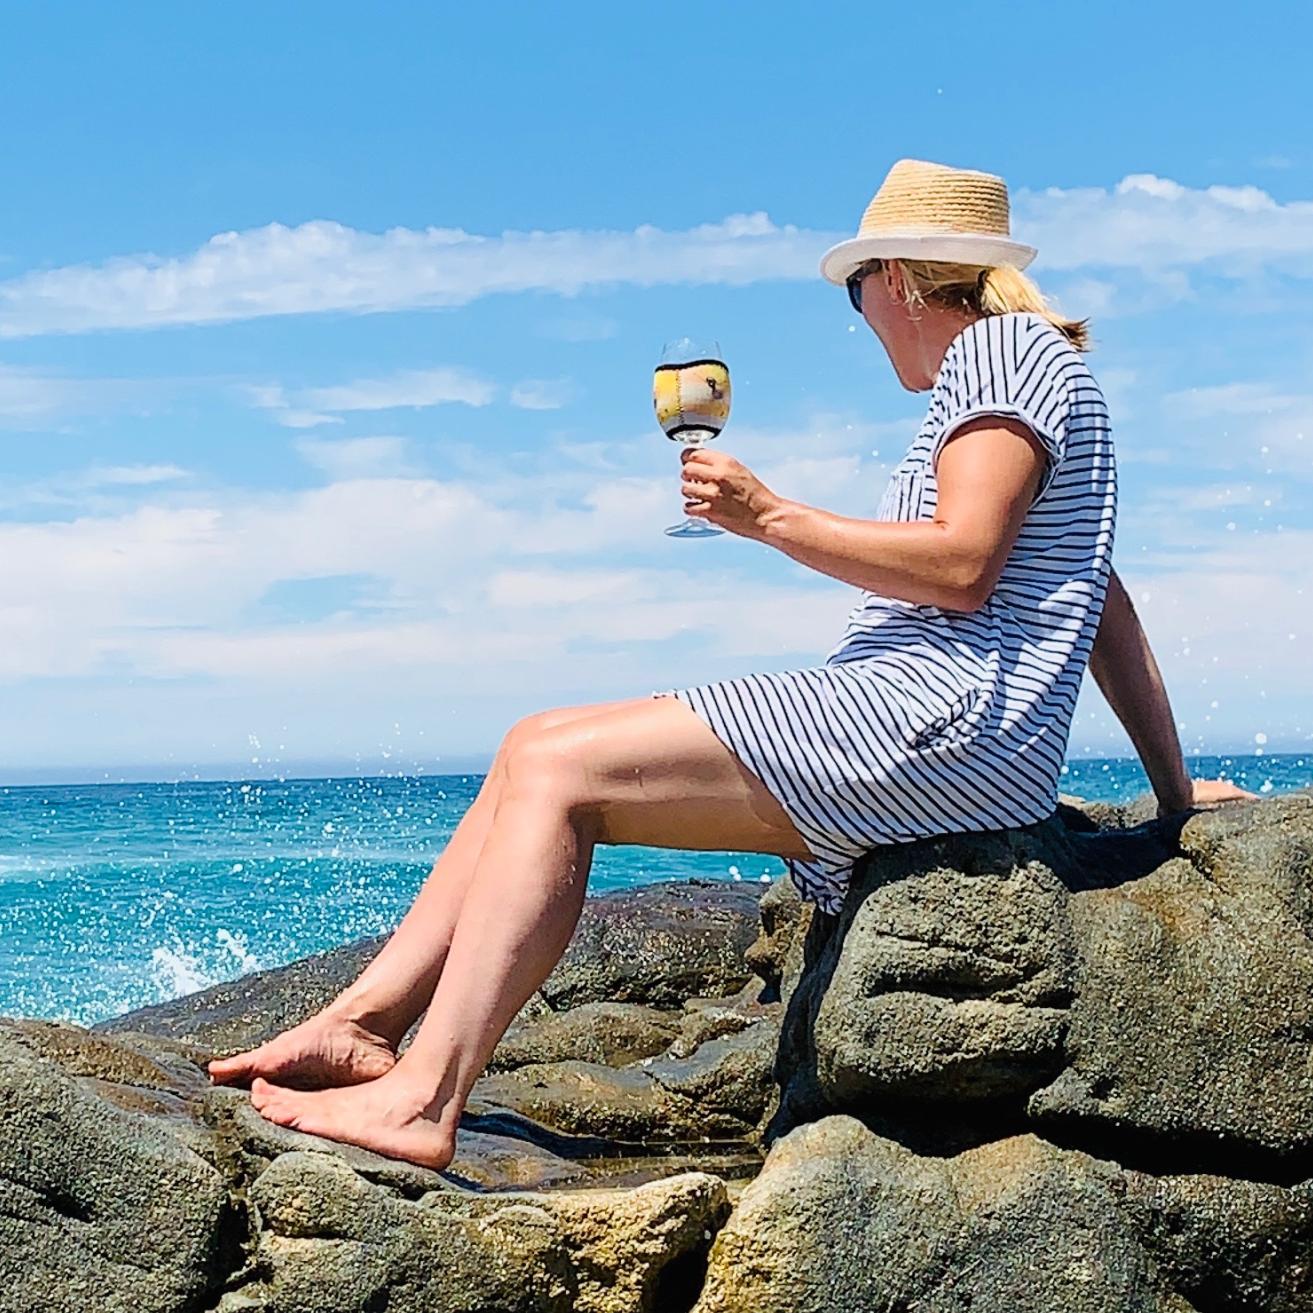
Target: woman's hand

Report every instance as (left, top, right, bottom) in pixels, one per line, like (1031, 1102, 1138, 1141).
(1156, 776, 1260, 818)
(679, 448, 783, 539)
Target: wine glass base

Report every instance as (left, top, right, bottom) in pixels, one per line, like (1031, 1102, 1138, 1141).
(665, 519, 724, 538)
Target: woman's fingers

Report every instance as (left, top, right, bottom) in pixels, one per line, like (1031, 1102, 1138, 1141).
(681, 476, 717, 499)
(1191, 777, 1259, 806)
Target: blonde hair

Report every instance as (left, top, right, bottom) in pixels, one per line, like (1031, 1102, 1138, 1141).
(883, 259, 1090, 351)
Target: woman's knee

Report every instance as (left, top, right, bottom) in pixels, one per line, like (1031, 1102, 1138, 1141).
(499, 723, 591, 808)
(488, 711, 555, 779)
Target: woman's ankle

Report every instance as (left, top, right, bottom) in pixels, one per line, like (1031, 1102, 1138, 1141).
(322, 989, 413, 1047)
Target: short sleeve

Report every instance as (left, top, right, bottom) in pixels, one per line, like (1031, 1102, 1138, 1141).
(930, 315, 1073, 503)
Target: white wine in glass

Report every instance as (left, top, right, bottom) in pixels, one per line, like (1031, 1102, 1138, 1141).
(654, 337, 730, 538)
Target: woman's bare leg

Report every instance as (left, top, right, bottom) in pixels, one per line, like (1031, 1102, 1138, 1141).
(208, 698, 640, 1088)
(249, 696, 814, 1167)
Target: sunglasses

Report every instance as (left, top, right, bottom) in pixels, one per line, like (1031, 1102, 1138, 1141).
(845, 259, 884, 315)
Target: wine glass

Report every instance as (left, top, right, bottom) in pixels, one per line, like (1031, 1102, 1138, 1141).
(653, 337, 731, 538)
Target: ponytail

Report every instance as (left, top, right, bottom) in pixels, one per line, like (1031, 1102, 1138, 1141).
(979, 265, 1089, 351)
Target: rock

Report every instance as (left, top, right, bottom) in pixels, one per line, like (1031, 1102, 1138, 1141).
(246, 1151, 571, 1312)
(1119, 1170, 1313, 1313)
(768, 798, 1313, 1171)
(668, 985, 778, 1060)
(489, 1001, 680, 1072)
(244, 1150, 728, 1313)
(446, 1131, 594, 1191)
(743, 872, 812, 1001)
(538, 879, 766, 1012)
(1029, 795, 1313, 1166)
(0, 1028, 233, 1313)
(642, 1022, 778, 1127)
(770, 820, 1080, 1137)
(474, 1057, 757, 1144)
(695, 1115, 1311, 1313)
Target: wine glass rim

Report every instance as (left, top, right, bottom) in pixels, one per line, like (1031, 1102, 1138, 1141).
(660, 336, 722, 351)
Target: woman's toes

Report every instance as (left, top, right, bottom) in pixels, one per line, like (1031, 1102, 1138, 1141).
(209, 1053, 246, 1083)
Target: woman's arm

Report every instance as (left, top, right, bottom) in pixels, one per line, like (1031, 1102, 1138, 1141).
(1087, 570, 1192, 814)
(681, 416, 1047, 612)
(1088, 570, 1256, 815)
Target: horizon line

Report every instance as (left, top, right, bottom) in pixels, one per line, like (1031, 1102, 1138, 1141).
(1, 746, 1308, 792)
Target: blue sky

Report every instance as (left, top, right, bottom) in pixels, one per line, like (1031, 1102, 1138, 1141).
(2, 1, 1311, 779)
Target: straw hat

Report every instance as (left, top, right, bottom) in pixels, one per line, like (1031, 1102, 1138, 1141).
(819, 158, 1036, 284)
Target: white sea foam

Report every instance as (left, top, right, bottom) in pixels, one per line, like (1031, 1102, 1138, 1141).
(149, 944, 214, 997)
(216, 928, 260, 972)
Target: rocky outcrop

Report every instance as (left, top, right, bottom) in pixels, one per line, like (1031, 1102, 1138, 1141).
(2, 797, 1311, 1310)
(0, 1026, 233, 1313)
(769, 795, 1313, 1175)
(694, 1117, 1313, 1313)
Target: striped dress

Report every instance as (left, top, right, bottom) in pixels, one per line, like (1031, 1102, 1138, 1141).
(653, 312, 1117, 914)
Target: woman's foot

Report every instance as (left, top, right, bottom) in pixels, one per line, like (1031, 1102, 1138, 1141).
(208, 1012, 399, 1090)
(250, 1069, 456, 1170)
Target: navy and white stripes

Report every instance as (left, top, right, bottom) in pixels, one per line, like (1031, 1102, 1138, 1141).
(654, 313, 1117, 914)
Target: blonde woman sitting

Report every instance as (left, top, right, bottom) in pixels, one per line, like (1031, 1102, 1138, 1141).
(211, 159, 1251, 1168)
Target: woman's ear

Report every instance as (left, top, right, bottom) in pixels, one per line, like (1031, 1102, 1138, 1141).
(884, 260, 907, 306)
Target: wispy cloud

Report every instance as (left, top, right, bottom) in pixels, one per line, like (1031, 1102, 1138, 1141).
(2, 176, 1311, 339)
(1163, 381, 1311, 465)
(0, 461, 192, 512)
(295, 436, 413, 480)
(0, 363, 159, 426)
(249, 366, 494, 429)
(302, 366, 494, 412)
(510, 378, 574, 411)
(0, 213, 831, 339)
(1017, 174, 1313, 274)
(84, 464, 190, 487)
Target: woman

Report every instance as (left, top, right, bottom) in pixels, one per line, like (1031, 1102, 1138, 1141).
(211, 159, 1252, 1168)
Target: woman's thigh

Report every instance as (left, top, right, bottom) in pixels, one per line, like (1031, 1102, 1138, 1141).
(504, 696, 816, 860)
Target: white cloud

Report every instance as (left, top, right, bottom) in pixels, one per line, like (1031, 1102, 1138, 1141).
(0, 365, 69, 417)
(84, 464, 189, 487)
(302, 366, 494, 412)
(0, 363, 157, 426)
(1, 173, 1309, 340)
(249, 367, 493, 429)
(510, 378, 574, 411)
(1017, 174, 1313, 274)
(245, 384, 340, 430)
(0, 175, 1310, 340)
(0, 212, 835, 338)
(0, 461, 192, 512)
(295, 436, 413, 480)
(0, 431, 1306, 760)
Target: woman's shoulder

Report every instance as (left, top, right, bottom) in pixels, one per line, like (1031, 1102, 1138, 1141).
(936, 313, 1083, 397)
(948, 312, 1072, 362)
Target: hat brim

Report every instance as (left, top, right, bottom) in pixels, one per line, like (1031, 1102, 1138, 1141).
(819, 232, 1038, 284)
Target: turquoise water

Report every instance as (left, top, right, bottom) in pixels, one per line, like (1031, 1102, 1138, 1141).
(1, 754, 1307, 1026)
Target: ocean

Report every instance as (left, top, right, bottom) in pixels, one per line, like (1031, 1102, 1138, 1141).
(1, 753, 1307, 1026)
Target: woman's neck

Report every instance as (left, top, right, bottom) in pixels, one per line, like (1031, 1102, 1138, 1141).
(912, 308, 981, 387)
